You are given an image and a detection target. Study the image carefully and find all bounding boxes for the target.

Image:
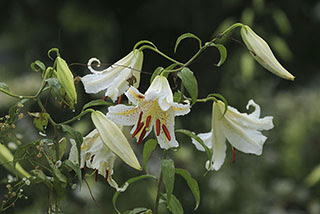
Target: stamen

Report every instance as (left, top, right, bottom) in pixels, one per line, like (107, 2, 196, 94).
(131, 122, 144, 138)
(138, 95, 145, 99)
(162, 124, 171, 141)
(232, 147, 236, 163)
(102, 96, 108, 101)
(137, 112, 143, 126)
(90, 155, 95, 164)
(145, 115, 152, 128)
(137, 127, 147, 145)
(156, 119, 161, 136)
(95, 170, 98, 182)
(116, 95, 123, 104)
(105, 169, 109, 183)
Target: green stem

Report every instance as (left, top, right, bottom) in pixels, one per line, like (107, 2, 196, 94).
(154, 151, 167, 214)
(59, 109, 94, 125)
(139, 45, 184, 66)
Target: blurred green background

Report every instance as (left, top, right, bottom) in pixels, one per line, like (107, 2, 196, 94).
(1, 0, 320, 213)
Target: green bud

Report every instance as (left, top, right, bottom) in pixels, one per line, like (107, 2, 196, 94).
(56, 57, 77, 108)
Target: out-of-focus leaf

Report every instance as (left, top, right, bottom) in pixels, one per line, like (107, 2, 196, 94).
(270, 36, 293, 61)
(30, 60, 46, 72)
(241, 8, 255, 26)
(161, 159, 175, 206)
(13, 143, 35, 167)
(175, 168, 200, 210)
(143, 139, 157, 173)
(213, 17, 237, 43)
(112, 175, 156, 214)
(177, 67, 198, 105)
(272, 8, 292, 35)
(31, 169, 53, 189)
(241, 52, 255, 81)
(28, 112, 50, 132)
(174, 33, 202, 53)
(0, 82, 9, 91)
(150, 67, 164, 84)
(8, 99, 29, 124)
(253, 0, 265, 12)
(173, 91, 182, 103)
(306, 165, 320, 186)
(162, 193, 183, 214)
(58, 137, 67, 160)
(81, 99, 113, 111)
(61, 125, 83, 164)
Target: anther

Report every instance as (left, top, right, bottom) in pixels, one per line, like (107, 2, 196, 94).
(116, 95, 123, 104)
(156, 119, 161, 136)
(137, 112, 143, 126)
(102, 96, 108, 101)
(162, 124, 171, 141)
(132, 122, 144, 138)
(90, 155, 95, 164)
(137, 127, 147, 145)
(232, 147, 236, 163)
(145, 115, 152, 128)
(105, 169, 109, 183)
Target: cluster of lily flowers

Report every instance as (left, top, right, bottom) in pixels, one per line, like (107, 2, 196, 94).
(67, 24, 294, 190)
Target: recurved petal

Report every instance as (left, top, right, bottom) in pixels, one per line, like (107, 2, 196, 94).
(107, 105, 139, 126)
(92, 111, 141, 170)
(216, 100, 274, 131)
(125, 86, 145, 105)
(172, 102, 191, 116)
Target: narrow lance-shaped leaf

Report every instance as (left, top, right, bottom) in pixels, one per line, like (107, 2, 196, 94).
(161, 159, 175, 206)
(177, 67, 198, 105)
(161, 193, 184, 214)
(174, 33, 202, 53)
(175, 168, 200, 210)
(81, 99, 114, 112)
(142, 139, 158, 173)
(206, 42, 227, 67)
(30, 60, 46, 72)
(0, 82, 9, 91)
(150, 67, 164, 84)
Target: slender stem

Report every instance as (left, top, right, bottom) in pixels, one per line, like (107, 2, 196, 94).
(154, 151, 168, 214)
(59, 109, 94, 125)
(139, 45, 184, 66)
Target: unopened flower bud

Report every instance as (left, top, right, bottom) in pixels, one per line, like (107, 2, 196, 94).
(56, 57, 77, 108)
(240, 25, 295, 81)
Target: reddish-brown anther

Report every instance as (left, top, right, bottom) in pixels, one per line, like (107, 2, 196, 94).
(90, 155, 95, 164)
(131, 122, 144, 138)
(137, 127, 147, 145)
(105, 169, 109, 183)
(145, 115, 152, 128)
(102, 96, 108, 101)
(95, 170, 98, 182)
(156, 119, 161, 136)
(232, 147, 236, 163)
(162, 124, 171, 141)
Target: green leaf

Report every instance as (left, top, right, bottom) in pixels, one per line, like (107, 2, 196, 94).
(13, 143, 35, 168)
(175, 129, 212, 163)
(31, 169, 53, 189)
(82, 99, 114, 111)
(174, 33, 202, 53)
(150, 67, 164, 84)
(31, 60, 46, 72)
(142, 139, 157, 173)
(64, 160, 82, 185)
(58, 137, 67, 160)
(162, 193, 183, 214)
(161, 159, 175, 206)
(112, 175, 157, 214)
(28, 112, 50, 132)
(173, 91, 182, 103)
(61, 125, 83, 164)
(123, 207, 150, 214)
(177, 67, 198, 105)
(0, 82, 9, 91)
(175, 168, 200, 210)
(207, 43, 227, 66)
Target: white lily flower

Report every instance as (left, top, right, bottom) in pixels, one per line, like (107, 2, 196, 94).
(68, 130, 127, 192)
(240, 25, 295, 81)
(192, 99, 274, 171)
(81, 49, 144, 101)
(107, 75, 190, 149)
(91, 111, 141, 171)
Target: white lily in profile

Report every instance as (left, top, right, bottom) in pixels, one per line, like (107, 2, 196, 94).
(192, 99, 274, 171)
(81, 49, 144, 102)
(69, 111, 141, 191)
(240, 25, 295, 81)
(107, 75, 190, 149)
